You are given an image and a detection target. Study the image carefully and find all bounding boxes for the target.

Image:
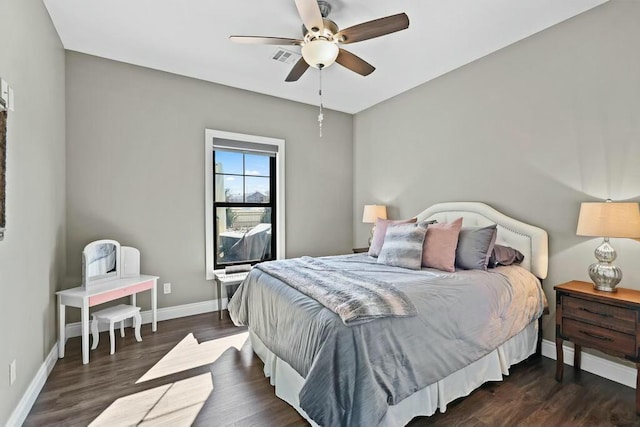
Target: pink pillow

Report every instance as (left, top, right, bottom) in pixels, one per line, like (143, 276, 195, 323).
(422, 217, 463, 272)
(368, 217, 417, 257)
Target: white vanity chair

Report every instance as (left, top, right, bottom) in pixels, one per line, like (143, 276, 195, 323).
(91, 304, 142, 355)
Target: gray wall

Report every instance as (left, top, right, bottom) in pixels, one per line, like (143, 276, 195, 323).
(353, 0, 640, 340)
(0, 0, 66, 423)
(65, 52, 353, 315)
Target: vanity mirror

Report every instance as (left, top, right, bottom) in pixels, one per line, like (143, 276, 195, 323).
(82, 239, 121, 288)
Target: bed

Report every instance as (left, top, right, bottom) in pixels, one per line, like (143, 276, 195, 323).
(228, 202, 549, 426)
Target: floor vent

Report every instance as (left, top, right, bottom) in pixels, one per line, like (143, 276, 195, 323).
(272, 48, 301, 65)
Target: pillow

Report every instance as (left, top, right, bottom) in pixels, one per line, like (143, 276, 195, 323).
(421, 217, 463, 272)
(455, 224, 497, 271)
(368, 217, 417, 257)
(377, 222, 427, 270)
(487, 244, 525, 268)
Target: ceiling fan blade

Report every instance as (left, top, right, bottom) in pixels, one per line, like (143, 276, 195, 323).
(295, 0, 324, 34)
(335, 49, 375, 76)
(285, 57, 310, 82)
(335, 13, 409, 44)
(229, 36, 302, 45)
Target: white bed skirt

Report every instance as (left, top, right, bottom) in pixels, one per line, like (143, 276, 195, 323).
(249, 320, 538, 427)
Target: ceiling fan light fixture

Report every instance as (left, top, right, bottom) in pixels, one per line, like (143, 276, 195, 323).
(301, 39, 339, 69)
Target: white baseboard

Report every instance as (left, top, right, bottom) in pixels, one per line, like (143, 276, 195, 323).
(6, 344, 59, 427)
(541, 338, 636, 389)
(7, 298, 226, 427)
(64, 298, 225, 338)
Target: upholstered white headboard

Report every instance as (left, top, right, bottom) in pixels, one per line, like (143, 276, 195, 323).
(415, 202, 549, 279)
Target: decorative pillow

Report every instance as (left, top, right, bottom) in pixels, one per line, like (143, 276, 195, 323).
(377, 223, 427, 270)
(368, 217, 417, 257)
(421, 217, 463, 272)
(487, 244, 525, 268)
(455, 224, 498, 271)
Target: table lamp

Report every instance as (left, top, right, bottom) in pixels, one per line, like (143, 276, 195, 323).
(362, 204, 387, 246)
(576, 200, 640, 292)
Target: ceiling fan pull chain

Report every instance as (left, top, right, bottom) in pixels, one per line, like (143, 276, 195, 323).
(318, 67, 324, 138)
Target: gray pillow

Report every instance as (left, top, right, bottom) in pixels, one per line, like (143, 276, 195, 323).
(487, 244, 524, 268)
(455, 224, 497, 270)
(377, 222, 427, 270)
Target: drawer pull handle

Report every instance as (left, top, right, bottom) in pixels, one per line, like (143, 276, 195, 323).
(579, 307, 612, 317)
(579, 330, 613, 342)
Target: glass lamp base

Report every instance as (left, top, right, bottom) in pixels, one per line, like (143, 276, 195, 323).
(589, 238, 622, 292)
(589, 262, 621, 292)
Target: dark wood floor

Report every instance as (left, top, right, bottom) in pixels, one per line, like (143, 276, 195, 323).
(25, 311, 639, 427)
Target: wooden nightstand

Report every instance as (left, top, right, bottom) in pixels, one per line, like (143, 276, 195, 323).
(352, 247, 369, 254)
(555, 280, 640, 414)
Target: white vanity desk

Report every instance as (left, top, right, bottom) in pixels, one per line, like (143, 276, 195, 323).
(57, 275, 158, 364)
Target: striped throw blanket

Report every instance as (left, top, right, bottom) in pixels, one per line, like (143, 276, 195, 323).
(255, 256, 416, 325)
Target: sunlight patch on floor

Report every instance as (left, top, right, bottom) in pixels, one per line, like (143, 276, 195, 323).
(90, 331, 249, 426)
(89, 373, 213, 427)
(136, 331, 249, 383)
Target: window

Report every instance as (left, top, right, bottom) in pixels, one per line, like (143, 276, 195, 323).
(205, 130, 285, 279)
(214, 150, 274, 266)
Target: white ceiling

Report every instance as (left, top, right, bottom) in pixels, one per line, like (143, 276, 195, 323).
(44, 0, 607, 114)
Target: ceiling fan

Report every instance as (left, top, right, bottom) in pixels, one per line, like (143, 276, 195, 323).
(230, 0, 409, 82)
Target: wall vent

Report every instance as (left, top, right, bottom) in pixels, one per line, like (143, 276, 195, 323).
(272, 48, 301, 65)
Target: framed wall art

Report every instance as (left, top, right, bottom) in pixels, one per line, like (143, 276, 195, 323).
(0, 107, 6, 241)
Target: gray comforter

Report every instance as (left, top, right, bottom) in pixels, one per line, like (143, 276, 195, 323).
(228, 254, 546, 427)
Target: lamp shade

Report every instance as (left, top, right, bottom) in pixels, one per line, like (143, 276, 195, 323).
(576, 201, 640, 238)
(362, 205, 387, 224)
(301, 39, 339, 69)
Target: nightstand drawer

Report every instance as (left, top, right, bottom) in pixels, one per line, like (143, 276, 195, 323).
(563, 296, 636, 334)
(562, 318, 636, 355)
